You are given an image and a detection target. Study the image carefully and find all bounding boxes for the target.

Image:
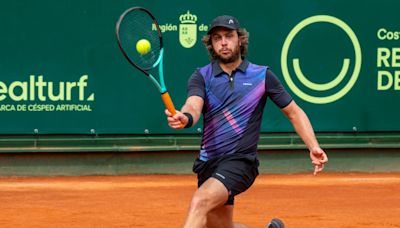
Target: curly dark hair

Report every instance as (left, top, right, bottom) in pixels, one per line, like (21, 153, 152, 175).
(201, 28, 249, 60)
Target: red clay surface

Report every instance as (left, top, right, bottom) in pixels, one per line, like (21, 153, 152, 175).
(0, 173, 399, 227)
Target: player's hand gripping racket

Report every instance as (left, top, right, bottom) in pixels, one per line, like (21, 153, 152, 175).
(116, 7, 177, 116)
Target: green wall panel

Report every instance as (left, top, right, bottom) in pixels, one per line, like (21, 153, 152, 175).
(0, 0, 399, 134)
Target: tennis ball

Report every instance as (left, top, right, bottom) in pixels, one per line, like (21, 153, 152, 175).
(136, 39, 151, 55)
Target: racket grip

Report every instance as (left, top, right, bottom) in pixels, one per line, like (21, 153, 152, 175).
(161, 92, 177, 115)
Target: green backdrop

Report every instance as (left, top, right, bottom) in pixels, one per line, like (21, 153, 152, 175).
(0, 0, 399, 134)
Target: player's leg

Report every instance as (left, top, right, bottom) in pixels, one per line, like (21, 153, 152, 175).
(183, 177, 229, 228)
(206, 205, 233, 228)
(207, 205, 249, 228)
(187, 154, 259, 228)
(205, 155, 259, 228)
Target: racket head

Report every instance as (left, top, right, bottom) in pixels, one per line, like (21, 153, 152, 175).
(116, 7, 163, 73)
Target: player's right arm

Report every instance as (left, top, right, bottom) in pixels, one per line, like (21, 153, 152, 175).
(166, 69, 205, 129)
(165, 96, 204, 129)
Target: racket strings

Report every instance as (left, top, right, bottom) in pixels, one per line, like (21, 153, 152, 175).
(118, 9, 161, 70)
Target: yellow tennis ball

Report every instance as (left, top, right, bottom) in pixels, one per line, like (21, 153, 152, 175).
(136, 39, 151, 55)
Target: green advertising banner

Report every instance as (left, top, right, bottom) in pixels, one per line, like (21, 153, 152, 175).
(0, 0, 399, 134)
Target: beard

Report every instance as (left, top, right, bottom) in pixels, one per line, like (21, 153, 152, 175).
(215, 45, 241, 63)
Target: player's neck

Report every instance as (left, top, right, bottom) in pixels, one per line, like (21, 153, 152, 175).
(219, 58, 242, 75)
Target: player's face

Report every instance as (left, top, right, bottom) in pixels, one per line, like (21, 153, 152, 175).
(210, 28, 241, 63)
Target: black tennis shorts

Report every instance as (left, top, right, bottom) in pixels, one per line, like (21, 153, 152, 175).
(192, 153, 259, 205)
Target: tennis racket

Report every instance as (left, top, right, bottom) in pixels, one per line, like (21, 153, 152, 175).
(116, 7, 177, 115)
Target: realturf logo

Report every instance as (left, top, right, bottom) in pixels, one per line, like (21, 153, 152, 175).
(0, 75, 94, 101)
(281, 15, 362, 104)
(0, 74, 95, 112)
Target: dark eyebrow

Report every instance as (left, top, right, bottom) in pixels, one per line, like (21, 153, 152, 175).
(212, 30, 235, 37)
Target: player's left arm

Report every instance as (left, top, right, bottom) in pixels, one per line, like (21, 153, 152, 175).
(281, 101, 328, 175)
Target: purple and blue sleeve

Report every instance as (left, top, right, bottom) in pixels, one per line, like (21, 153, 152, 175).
(187, 69, 205, 99)
(266, 70, 293, 109)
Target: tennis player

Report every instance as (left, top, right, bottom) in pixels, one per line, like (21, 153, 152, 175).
(166, 15, 328, 228)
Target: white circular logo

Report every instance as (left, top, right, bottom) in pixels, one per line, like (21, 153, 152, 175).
(281, 15, 362, 104)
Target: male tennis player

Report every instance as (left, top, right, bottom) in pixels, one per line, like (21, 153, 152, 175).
(166, 15, 328, 228)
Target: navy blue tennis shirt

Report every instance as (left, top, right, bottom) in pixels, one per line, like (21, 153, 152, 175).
(188, 59, 293, 161)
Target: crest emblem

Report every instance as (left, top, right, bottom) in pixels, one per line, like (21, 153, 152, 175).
(179, 11, 197, 48)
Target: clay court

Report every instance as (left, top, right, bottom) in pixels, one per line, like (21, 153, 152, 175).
(0, 173, 399, 227)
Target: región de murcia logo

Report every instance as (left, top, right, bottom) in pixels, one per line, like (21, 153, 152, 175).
(179, 11, 198, 48)
(153, 10, 208, 49)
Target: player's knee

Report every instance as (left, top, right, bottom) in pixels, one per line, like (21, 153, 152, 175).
(189, 192, 213, 214)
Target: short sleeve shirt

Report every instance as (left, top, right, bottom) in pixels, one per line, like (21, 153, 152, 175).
(188, 59, 292, 161)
